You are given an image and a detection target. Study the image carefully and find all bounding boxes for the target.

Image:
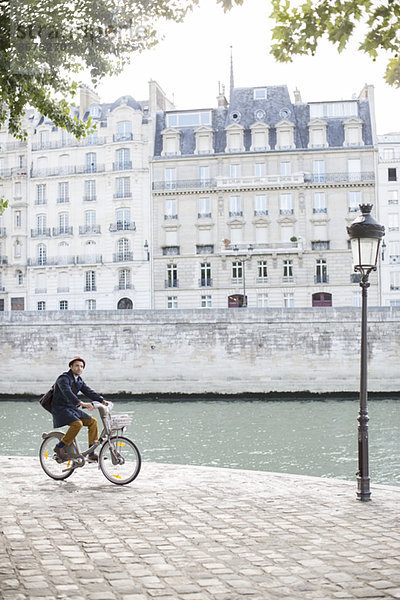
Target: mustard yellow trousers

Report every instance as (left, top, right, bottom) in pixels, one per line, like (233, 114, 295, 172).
(61, 417, 98, 447)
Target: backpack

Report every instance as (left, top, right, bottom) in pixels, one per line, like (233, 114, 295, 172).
(39, 386, 54, 413)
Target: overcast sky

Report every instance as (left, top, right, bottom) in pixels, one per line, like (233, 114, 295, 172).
(96, 0, 400, 136)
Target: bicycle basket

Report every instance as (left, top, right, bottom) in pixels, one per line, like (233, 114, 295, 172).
(110, 414, 132, 430)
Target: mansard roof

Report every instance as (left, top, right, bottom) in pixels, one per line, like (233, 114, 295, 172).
(153, 84, 374, 157)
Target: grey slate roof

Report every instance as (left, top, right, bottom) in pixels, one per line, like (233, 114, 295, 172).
(153, 84, 374, 157)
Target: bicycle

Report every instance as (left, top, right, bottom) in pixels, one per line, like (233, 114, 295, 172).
(39, 401, 141, 485)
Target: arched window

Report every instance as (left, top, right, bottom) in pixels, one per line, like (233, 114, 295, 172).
(312, 292, 332, 307)
(117, 297, 133, 309)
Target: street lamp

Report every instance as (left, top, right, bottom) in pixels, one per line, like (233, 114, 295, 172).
(144, 240, 150, 261)
(347, 204, 385, 502)
(233, 244, 253, 307)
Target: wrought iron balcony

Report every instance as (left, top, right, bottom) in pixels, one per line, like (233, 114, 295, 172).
(314, 274, 329, 284)
(79, 225, 101, 235)
(117, 283, 133, 290)
(113, 161, 132, 171)
(311, 241, 330, 251)
(109, 222, 136, 232)
(313, 208, 327, 214)
(76, 255, 103, 265)
(31, 228, 51, 237)
(305, 171, 375, 183)
(165, 279, 179, 288)
(57, 197, 70, 204)
(83, 195, 97, 202)
(254, 210, 268, 216)
(229, 211, 243, 217)
(280, 209, 294, 215)
(31, 137, 107, 151)
(52, 226, 73, 237)
(113, 252, 133, 262)
(198, 212, 212, 219)
(196, 245, 214, 255)
(113, 133, 133, 142)
(153, 179, 216, 191)
(199, 278, 212, 287)
(27, 256, 75, 266)
(162, 246, 180, 256)
(31, 164, 105, 178)
(164, 214, 178, 220)
(84, 286, 97, 292)
(113, 192, 132, 199)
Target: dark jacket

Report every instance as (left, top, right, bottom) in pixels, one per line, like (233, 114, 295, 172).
(52, 369, 104, 428)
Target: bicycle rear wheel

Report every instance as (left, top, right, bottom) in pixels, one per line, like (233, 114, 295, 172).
(99, 435, 141, 485)
(39, 433, 75, 480)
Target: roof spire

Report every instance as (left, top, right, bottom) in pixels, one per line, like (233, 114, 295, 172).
(229, 45, 234, 101)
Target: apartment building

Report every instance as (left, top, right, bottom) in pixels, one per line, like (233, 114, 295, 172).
(151, 84, 378, 309)
(377, 132, 400, 306)
(0, 81, 173, 311)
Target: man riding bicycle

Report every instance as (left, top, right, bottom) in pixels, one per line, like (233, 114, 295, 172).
(52, 357, 107, 462)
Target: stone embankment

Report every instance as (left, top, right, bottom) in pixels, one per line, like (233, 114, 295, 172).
(1, 456, 400, 599)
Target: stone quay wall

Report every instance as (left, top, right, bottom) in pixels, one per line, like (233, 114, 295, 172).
(0, 307, 399, 396)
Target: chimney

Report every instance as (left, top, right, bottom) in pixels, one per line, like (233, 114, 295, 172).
(293, 88, 302, 103)
(79, 85, 100, 119)
(217, 82, 228, 108)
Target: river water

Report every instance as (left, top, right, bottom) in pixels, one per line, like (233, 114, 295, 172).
(1, 397, 400, 486)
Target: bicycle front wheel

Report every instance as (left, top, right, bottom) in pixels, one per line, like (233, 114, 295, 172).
(39, 433, 75, 480)
(99, 436, 141, 485)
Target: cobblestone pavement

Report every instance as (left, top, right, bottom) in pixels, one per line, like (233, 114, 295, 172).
(1, 456, 400, 600)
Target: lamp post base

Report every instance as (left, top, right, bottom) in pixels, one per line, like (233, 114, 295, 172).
(356, 474, 371, 502)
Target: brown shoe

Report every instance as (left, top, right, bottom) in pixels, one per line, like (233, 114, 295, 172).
(88, 453, 99, 463)
(54, 445, 68, 461)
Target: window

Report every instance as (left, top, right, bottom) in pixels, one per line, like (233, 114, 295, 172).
(349, 191, 361, 212)
(280, 194, 293, 215)
(348, 159, 361, 181)
(16, 270, 23, 285)
(115, 177, 131, 198)
(229, 195, 242, 217)
(36, 214, 47, 235)
(309, 101, 357, 119)
(37, 301, 46, 311)
(254, 162, 266, 178)
(389, 190, 398, 205)
(116, 238, 131, 261)
(59, 300, 68, 310)
(389, 168, 397, 182)
(230, 164, 240, 179)
(232, 261, 243, 281)
(257, 261, 268, 281)
(14, 211, 21, 228)
(85, 152, 97, 173)
(58, 182, 69, 203)
(37, 244, 47, 265)
(313, 160, 325, 183)
(198, 197, 211, 218)
(254, 194, 267, 216)
(115, 148, 131, 170)
(283, 260, 293, 281)
(166, 111, 211, 128)
(84, 180, 96, 201)
(164, 199, 178, 220)
(84, 210, 96, 233)
(257, 293, 269, 307)
(199, 166, 210, 186)
(166, 264, 178, 288)
(116, 208, 131, 230)
(164, 168, 177, 189)
(39, 130, 49, 148)
(57, 271, 69, 292)
(36, 184, 47, 205)
(254, 88, 267, 100)
(116, 121, 132, 141)
(388, 214, 399, 232)
(200, 263, 212, 287)
(119, 268, 131, 290)
(390, 272, 400, 290)
(58, 212, 69, 234)
(280, 161, 291, 176)
(200, 295, 212, 308)
(167, 296, 178, 309)
(14, 181, 21, 197)
(313, 193, 327, 213)
(315, 259, 328, 283)
(14, 241, 21, 258)
(86, 299, 96, 310)
(283, 292, 294, 307)
(85, 270, 96, 292)
(389, 241, 400, 262)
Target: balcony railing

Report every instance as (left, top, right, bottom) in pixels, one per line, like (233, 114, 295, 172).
(84, 286, 97, 292)
(83, 195, 97, 202)
(153, 179, 216, 191)
(196, 245, 214, 255)
(164, 214, 178, 220)
(165, 279, 179, 288)
(0, 167, 28, 178)
(35, 288, 47, 294)
(76, 255, 102, 265)
(31, 164, 105, 178)
(57, 197, 70, 204)
(79, 225, 101, 235)
(113, 162, 132, 171)
(229, 211, 243, 217)
(282, 276, 294, 283)
(314, 274, 329, 284)
(254, 210, 268, 216)
(113, 133, 133, 142)
(312, 241, 330, 251)
(162, 246, 180, 256)
(31, 137, 107, 151)
(57, 287, 69, 293)
(222, 241, 301, 255)
(313, 208, 327, 214)
(113, 192, 132, 199)
(117, 283, 133, 290)
(109, 222, 136, 232)
(280, 209, 294, 215)
(113, 252, 133, 262)
(52, 226, 73, 237)
(305, 171, 375, 183)
(31, 228, 51, 237)
(199, 278, 212, 287)
(350, 273, 362, 283)
(27, 256, 75, 266)
(0, 141, 27, 152)
(198, 212, 212, 219)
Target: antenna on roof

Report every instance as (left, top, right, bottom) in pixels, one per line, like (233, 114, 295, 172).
(230, 45, 234, 101)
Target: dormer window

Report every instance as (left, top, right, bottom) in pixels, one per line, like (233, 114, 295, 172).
(275, 120, 295, 150)
(225, 123, 245, 153)
(161, 128, 181, 156)
(343, 118, 364, 147)
(89, 105, 102, 118)
(194, 126, 214, 155)
(250, 122, 270, 152)
(308, 119, 328, 148)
